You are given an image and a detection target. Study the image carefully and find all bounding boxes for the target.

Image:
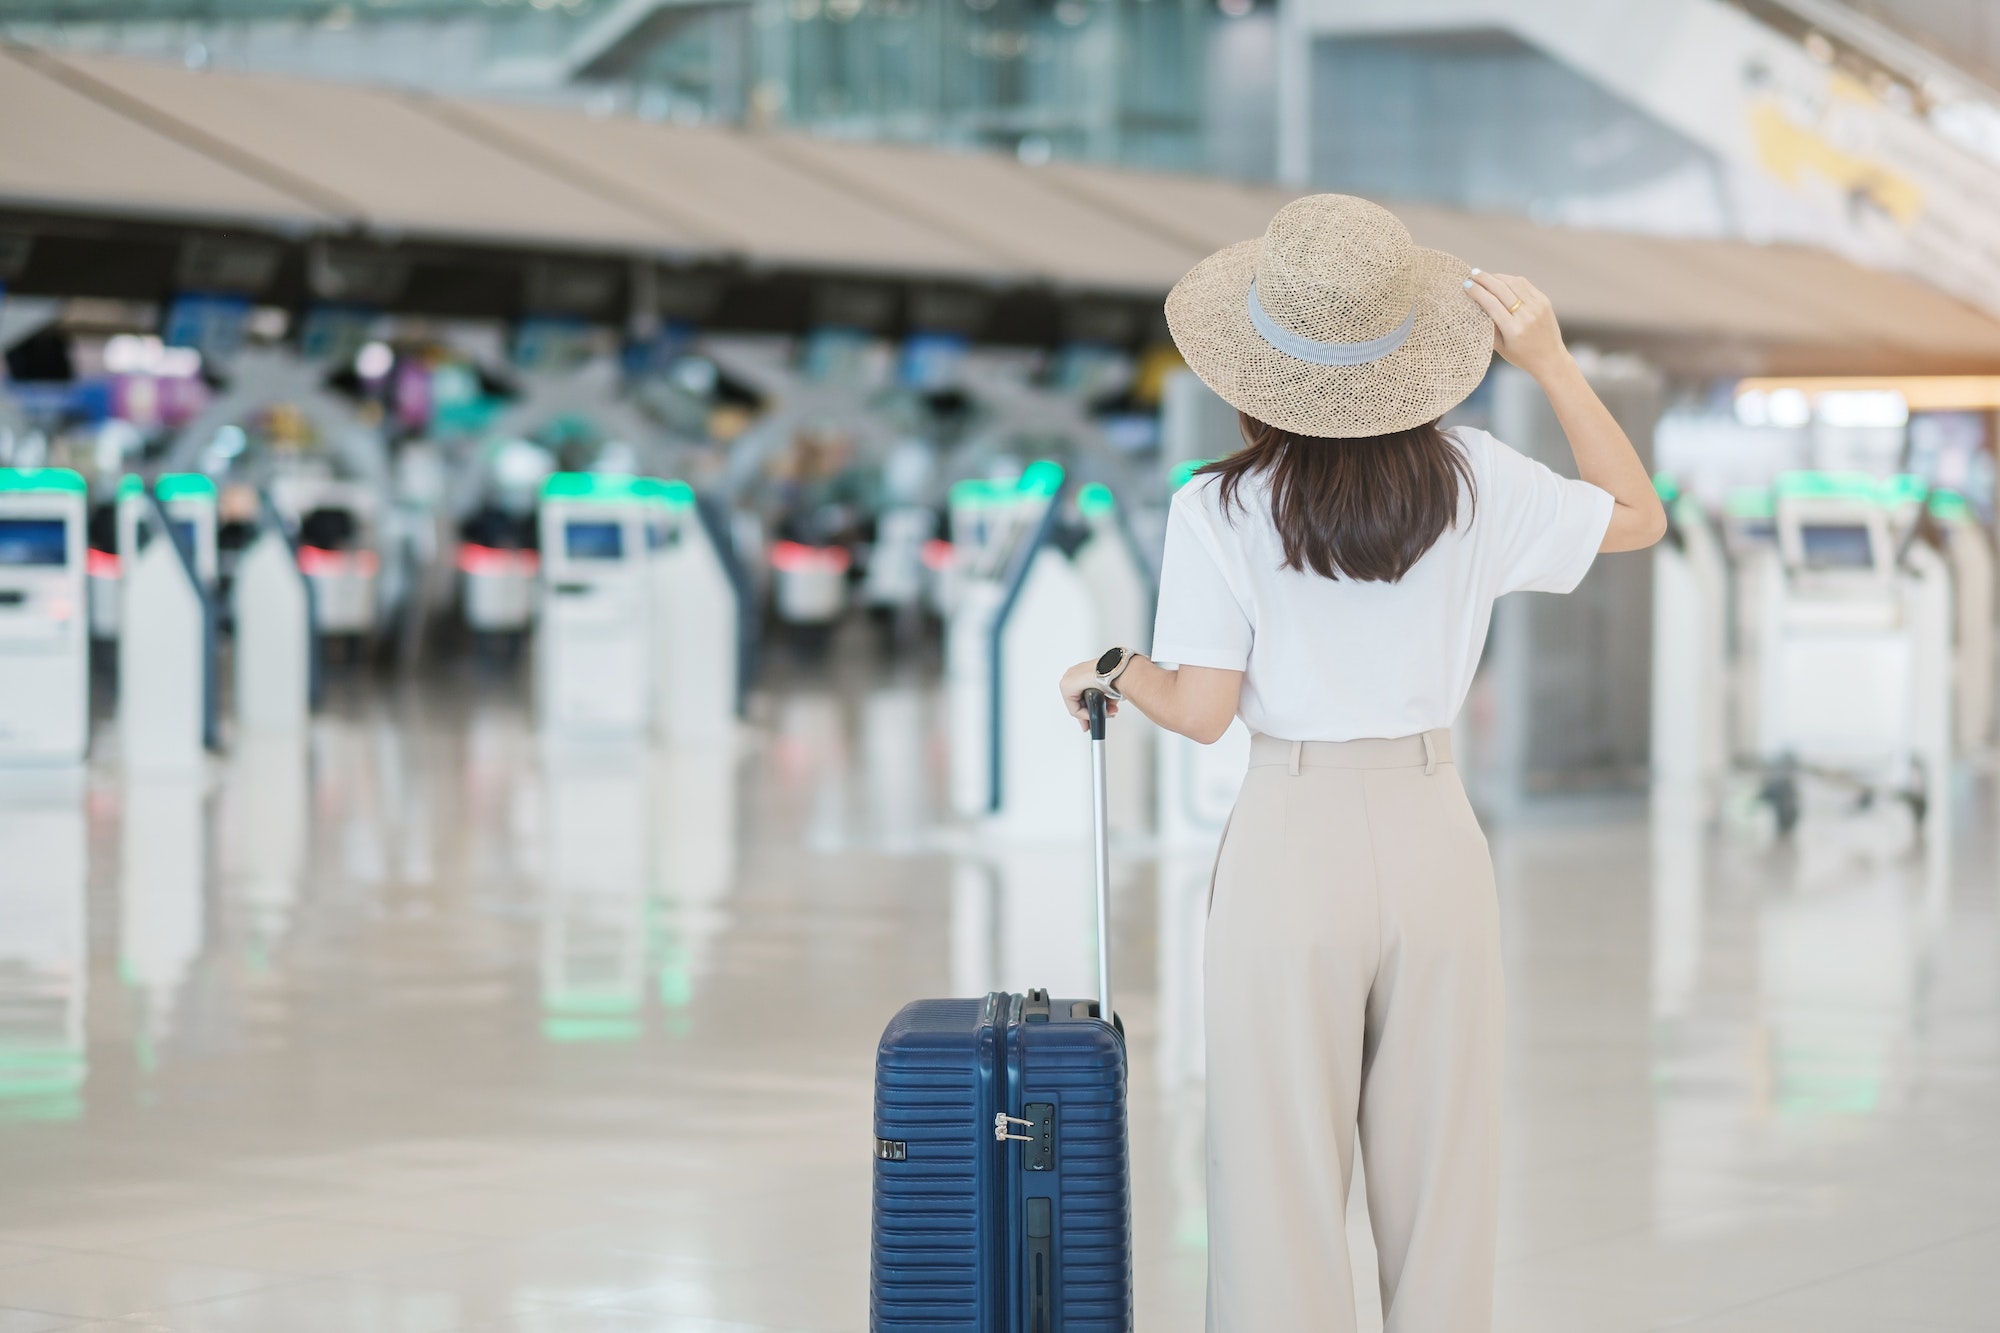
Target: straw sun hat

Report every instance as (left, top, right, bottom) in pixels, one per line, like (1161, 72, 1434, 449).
(1165, 194, 1495, 439)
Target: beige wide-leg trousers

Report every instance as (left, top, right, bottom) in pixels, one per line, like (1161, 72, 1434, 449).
(1205, 730, 1503, 1333)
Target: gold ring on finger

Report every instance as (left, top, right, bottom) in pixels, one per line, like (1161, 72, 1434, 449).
(1505, 298, 1523, 314)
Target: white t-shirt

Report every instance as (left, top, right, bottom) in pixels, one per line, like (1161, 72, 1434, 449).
(1150, 426, 1614, 742)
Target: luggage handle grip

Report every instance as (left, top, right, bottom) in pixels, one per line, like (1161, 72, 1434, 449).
(1082, 689, 1113, 1025)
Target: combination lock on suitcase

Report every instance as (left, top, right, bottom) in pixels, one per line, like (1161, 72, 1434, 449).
(870, 690, 1134, 1333)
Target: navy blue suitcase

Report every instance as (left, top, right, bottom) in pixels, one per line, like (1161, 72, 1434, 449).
(871, 692, 1133, 1333)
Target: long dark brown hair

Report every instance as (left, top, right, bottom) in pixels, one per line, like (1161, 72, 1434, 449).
(1198, 413, 1476, 583)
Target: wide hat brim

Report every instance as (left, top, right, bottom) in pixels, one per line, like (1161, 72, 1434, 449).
(1164, 237, 1495, 439)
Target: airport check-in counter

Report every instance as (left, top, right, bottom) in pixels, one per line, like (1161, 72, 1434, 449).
(459, 541, 540, 636)
(275, 480, 380, 638)
(535, 473, 654, 739)
(0, 468, 89, 766)
(769, 540, 851, 630)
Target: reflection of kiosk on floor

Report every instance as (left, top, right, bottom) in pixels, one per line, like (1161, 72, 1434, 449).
(536, 473, 653, 739)
(0, 793, 87, 1123)
(1751, 472, 1953, 832)
(945, 461, 1099, 838)
(640, 479, 742, 745)
(542, 754, 649, 1043)
(0, 468, 89, 766)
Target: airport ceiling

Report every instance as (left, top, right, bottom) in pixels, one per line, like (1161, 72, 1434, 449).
(5, 44, 2000, 376)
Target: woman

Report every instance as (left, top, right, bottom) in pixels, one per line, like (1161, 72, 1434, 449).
(1059, 194, 1665, 1332)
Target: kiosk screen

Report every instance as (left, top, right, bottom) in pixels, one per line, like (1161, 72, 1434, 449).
(0, 519, 67, 566)
(565, 521, 624, 561)
(1800, 523, 1875, 570)
(1736, 519, 1776, 543)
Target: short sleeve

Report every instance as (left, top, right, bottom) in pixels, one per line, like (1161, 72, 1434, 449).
(1477, 433, 1616, 595)
(1150, 487, 1252, 670)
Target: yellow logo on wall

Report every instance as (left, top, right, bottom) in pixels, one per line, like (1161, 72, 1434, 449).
(1749, 87, 1924, 228)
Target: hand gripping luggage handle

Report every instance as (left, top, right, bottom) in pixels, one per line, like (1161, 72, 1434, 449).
(1083, 689, 1113, 1025)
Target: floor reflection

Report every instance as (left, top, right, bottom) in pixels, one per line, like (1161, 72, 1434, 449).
(0, 787, 86, 1125)
(0, 674, 1992, 1331)
(119, 776, 204, 1054)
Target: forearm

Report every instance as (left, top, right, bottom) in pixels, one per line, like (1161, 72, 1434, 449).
(1535, 354, 1666, 550)
(1115, 657, 1237, 745)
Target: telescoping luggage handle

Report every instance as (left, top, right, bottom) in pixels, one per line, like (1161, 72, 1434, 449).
(1083, 688, 1114, 1025)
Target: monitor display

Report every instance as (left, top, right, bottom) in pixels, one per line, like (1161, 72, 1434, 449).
(0, 519, 68, 567)
(1736, 518, 1776, 543)
(565, 521, 624, 561)
(1799, 523, 1875, 570)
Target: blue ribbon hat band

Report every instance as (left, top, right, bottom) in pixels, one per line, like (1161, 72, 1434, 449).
(1246, 279, 1416, 367)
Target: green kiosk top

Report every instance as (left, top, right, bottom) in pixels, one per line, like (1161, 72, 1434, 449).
(948, 461, 1067, 510)
(0, 468, 87, 495)
(1773, 471, 1926, 506)
(155, 473, 218, 504)
(631, 477, 697, 511)
(1077, 482, 1116, 518)
(542, 472, 698, 507)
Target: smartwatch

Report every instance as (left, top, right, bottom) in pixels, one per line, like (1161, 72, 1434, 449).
(1095, 646, 1140, 701)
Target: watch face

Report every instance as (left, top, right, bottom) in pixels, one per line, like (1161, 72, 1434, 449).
(1095, 647, 1125, 674)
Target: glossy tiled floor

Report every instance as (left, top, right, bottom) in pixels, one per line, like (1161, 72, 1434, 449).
(1, 662, 1998, 1331)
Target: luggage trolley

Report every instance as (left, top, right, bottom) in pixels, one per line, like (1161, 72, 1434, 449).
(1750, 472, 1954, 833)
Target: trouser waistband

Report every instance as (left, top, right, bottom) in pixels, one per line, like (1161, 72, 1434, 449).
(1248, 729, 1454, 776)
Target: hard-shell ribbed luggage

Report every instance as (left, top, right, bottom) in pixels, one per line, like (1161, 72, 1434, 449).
(870, 691, 1133, 1333)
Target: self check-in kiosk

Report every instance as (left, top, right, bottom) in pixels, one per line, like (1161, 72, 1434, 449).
(944, 461, 1100, 839)
(536, 473, 654, 739)
(1925, 491, 1996, 754)
(232, 494, 314, 736)
(121, 483, 218, 774)
(640, 478, 742, 746)
(0, 468, 89, 766)
(1073, 482, 1157, 833)
(118, 473, 219, 590)
(1651, 474, 1730, 788)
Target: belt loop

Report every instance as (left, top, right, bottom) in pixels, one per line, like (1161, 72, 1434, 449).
(1421, 731, 1437, 776)
(1289, 740, 1303, 777)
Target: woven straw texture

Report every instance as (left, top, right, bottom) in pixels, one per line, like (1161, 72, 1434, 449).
(1165, 194, 1495, 438)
